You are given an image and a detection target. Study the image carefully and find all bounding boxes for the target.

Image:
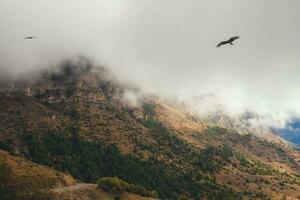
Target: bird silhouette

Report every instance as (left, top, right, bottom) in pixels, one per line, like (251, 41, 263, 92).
(24, 36, 38, 39)
(217, 36, 239, 47)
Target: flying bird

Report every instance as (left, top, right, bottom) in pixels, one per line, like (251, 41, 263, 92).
(24, 36, 38, 39)
(217, 36, 239, 47)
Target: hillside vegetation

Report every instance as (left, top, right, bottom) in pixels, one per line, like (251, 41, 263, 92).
(0, 60, 300, 199)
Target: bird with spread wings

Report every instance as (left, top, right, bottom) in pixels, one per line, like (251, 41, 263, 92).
(217, 36, 239, 47)
(24, 36, 38, 39)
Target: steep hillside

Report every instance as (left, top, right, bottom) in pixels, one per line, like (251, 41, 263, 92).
(0, 60, 300, 199)
(0, 149, 75, 200)
(0, 150, 158, 200)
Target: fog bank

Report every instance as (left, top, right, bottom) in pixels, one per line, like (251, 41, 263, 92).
(1, 0, 300, 127)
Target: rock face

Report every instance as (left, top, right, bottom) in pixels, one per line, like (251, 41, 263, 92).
(0, 60, 300, 200)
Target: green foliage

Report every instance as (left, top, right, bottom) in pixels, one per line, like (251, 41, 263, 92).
(138, 112, 233, 175)
(20, 131, 240, 199)
(97, 177, 158, 198)
(138, 115, 194, 160)
(236, 153, 290, 178)
(142, 103, 156, 116)
(98, 177, 126, 193)
(114, 196, 121, 200)
(196, 147, 220, 173)
(21, 132, 189, 198)
(207, 126, 227, 135)
(236, 154, 248, 167)
(0, 140, 13, 152)
(137, 115, 240, 199)
(258, 140, 296, 164)
(196, 145, 233, 173)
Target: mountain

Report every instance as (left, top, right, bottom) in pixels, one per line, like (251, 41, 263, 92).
(0, 59, 300, 199)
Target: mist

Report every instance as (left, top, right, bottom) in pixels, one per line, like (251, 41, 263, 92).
(1, 0, 300, 127)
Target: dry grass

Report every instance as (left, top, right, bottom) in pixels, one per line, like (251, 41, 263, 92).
(0, 149, 76, 187)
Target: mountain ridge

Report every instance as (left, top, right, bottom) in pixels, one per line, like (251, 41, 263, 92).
(0, 60, 300, 199)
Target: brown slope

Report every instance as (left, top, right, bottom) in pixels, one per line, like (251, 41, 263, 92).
(0, 63, 157, 157)
(1, 61, 300, 199)
(0, 149, 76, 187)
(149, 99, 300, 199)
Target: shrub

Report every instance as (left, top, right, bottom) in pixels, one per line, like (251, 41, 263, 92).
(97, 177, 127, 193)
(0, 141, 13, 152)
(142, 103, 156, 116)
(97, 177, 158, 198)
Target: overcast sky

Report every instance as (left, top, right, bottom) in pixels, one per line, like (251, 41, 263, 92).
(1, 0, 300, 126)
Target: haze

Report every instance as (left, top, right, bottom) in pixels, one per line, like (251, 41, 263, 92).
(1, 0, 300, 127)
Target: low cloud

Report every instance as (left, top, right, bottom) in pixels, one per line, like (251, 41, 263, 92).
(1, 0, 300, 127)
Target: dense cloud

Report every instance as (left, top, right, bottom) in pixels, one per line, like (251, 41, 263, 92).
(1, 0, 300, 127)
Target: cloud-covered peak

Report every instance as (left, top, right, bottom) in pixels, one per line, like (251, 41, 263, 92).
(1, 0, 300, 127)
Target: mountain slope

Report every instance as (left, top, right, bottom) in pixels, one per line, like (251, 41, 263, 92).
(0, 150, 158, 200)
(0, 60, 300, 199)
(0, 149, 75, 200)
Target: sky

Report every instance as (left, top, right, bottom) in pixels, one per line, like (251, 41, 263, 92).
(1, 0, 300, 127)
(274, 119, 300, 145)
